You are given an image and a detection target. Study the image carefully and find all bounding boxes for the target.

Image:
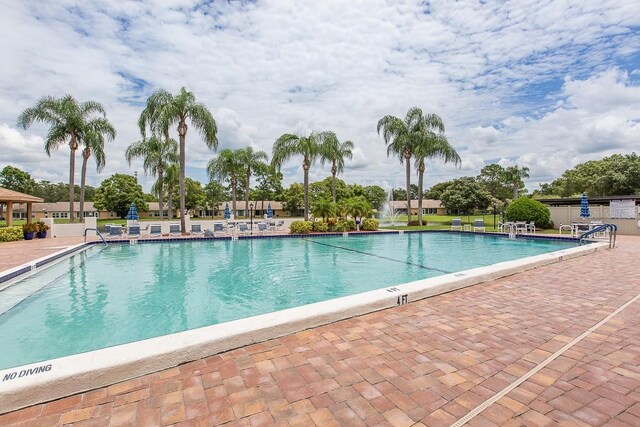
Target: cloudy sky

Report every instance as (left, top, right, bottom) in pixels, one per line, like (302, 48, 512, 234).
(1, 0, 639, 193)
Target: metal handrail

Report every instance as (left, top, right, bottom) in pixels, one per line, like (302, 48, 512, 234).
(84, 228, 107, 245)
(579, 224, 617, 248)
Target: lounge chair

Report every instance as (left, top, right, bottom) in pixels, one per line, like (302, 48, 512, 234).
(127, 224, 141, 239)
(473, 219, 485, 232)
(526, 222, 536, 233)
(213, 223, 226, 235)
(106, 225, 122, 239)
(169, 223, 181, 236)
(237, 222, 249, 234)
(275, 220, 285, 231)
(190, 223, 204, 236)
(257, 223, 268, 233)
(148, 224, 162, 238)
(451, 218, 462, 231)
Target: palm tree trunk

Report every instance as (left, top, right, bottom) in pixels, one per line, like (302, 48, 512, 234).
(245, 170, 250, 219)
(513, 183, 518, 200)
(417, 163, 425, 226)
(405, 153, 412, 226)
(331, 162, 337, 203)
(231, 177, 237, 217)
(303, 160, 310, 221)
(167, 184, 174, 220)
(79, 148, 89, 223)
(178, 120, 187, 234)
(68, 138, 77, 223)
(157, 168, 164, 221)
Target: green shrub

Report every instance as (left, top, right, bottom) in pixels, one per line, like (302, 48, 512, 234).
(290, 220, 313, 234)
(0, 226, 24, 242)
(362, 218, 379, 231)
(342, 219, 356, 230)
(333, 222, 348, 232)
(505, 198, 553, 228)
(312, 221, 329, 232)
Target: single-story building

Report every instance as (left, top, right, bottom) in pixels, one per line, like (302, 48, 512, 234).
(391, 199, 446, 216)
(194, 201, 288, 218)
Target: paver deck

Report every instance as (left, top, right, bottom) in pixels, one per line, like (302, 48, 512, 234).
(1, 236, 639, 426)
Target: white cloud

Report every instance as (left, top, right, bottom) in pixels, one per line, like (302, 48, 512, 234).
(0, 0, 638, 194)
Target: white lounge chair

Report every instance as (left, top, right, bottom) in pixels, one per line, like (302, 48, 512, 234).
(106, 225, 122, 239)
(237, 222, 249, 234)
(451, 218, 462, 231)
(169, 223, 181, 236)
(190, 223, 204, 236)
(127, 224, 141, 239)
(473, 219, 485, 232)
(148, 224, 162, 238)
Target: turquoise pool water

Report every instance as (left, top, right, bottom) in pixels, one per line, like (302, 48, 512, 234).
(0, 233, 578, 369)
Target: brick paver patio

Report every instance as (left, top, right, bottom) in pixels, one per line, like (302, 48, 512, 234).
(1, 236, 639, 426)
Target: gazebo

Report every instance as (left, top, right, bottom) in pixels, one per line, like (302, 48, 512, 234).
(0, 187, 44, 227)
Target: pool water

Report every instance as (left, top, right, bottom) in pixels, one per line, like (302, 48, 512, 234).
(0, 233, 578, 369)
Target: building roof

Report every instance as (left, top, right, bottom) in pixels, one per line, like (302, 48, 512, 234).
(216, 201, 285, 210)
(0, 187, 43, 203)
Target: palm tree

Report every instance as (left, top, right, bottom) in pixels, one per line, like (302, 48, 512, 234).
(207, 149, 243, 217)
(320, 132, 354, 203)
(505, 165, 530, 199)
(79, 119, 116, 222)
(18, 95, 111, 222)
(239, 147, 268, 218)
(412, 113, 461, 226)
(126, 136, 179, 221)
(311, 199, 335, 222)
(272, 132, 325, 221)
(377, 107, 424, 225)
(140, 87, 218, 233)
(153, 163, 179, 220)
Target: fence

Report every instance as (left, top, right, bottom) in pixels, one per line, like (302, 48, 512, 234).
(548, 205, 640, 235)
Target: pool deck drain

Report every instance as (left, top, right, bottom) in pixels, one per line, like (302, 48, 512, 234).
(1, 236, 639, 426)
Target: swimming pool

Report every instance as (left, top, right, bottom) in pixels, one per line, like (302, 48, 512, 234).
(0, 232, 579, 370)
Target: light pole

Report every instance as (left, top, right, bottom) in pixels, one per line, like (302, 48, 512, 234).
(249, 203, 254, 235)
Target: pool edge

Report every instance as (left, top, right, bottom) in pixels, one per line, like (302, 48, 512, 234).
(0, 241, 607, 414)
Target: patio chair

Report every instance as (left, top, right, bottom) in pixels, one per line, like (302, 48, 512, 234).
(257, 222, 268, 234)
(473, 219, 485, 232)
(275, 220, 285, 231)
(190, 223, 204, 237)
(126, 224, 141, 239)
(558, 223, 572, 234)
(106, 225, 123, 239)
(169, 223, 181, 236)
(213, 223, 226, 235)
(451, 218, 462, 231)
(526, 222, 536, 233)
(148, 224, 162, 238)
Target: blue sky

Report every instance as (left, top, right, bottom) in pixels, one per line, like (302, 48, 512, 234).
(1, 0, 639, 193)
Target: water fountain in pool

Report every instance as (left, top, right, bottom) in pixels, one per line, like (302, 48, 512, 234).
(380, 189, 401, 226)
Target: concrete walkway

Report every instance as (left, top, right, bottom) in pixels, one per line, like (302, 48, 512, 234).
(0, 236, 639, 426)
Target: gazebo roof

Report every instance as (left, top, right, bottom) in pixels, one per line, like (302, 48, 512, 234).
(0, 187, 44, 203)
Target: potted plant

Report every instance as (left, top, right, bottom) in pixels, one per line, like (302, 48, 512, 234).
(22, 223, 38, 240)
(36, 221, 50, 238)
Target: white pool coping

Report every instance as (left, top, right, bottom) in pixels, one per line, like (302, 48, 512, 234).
(0, 240, 607, 414)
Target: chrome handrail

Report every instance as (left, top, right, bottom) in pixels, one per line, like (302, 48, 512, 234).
(579, 224, 617, 248)
(84, 228, 107, 245)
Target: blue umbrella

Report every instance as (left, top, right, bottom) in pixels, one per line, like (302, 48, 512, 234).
(224, 203, 231, 220)
(126, 203, 139, 220)
(267, 203, 273, 219)
(580, 192, 590, 219)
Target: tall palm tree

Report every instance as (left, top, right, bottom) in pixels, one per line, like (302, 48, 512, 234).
(207, 149, 243, 217)
(79, 119, 116, 222)
(17, 95, 111, 222)
(412, 114, 461, 226)
(126, 135, 179, 221)
(140, 87, 218, 233)
(377, 107, 424, 225)
(505, 165, 530, 199)
(272, 132, 325, 221)
(320, 132, 354, 203)
(239, 147, 269, 218)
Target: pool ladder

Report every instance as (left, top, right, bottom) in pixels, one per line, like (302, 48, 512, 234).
(579, 224, 617, 248)
(84, 228, 107, 245)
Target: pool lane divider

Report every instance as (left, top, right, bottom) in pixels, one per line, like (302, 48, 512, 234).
(0, 238, 604, 414)
(301, 237, 453, 274)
